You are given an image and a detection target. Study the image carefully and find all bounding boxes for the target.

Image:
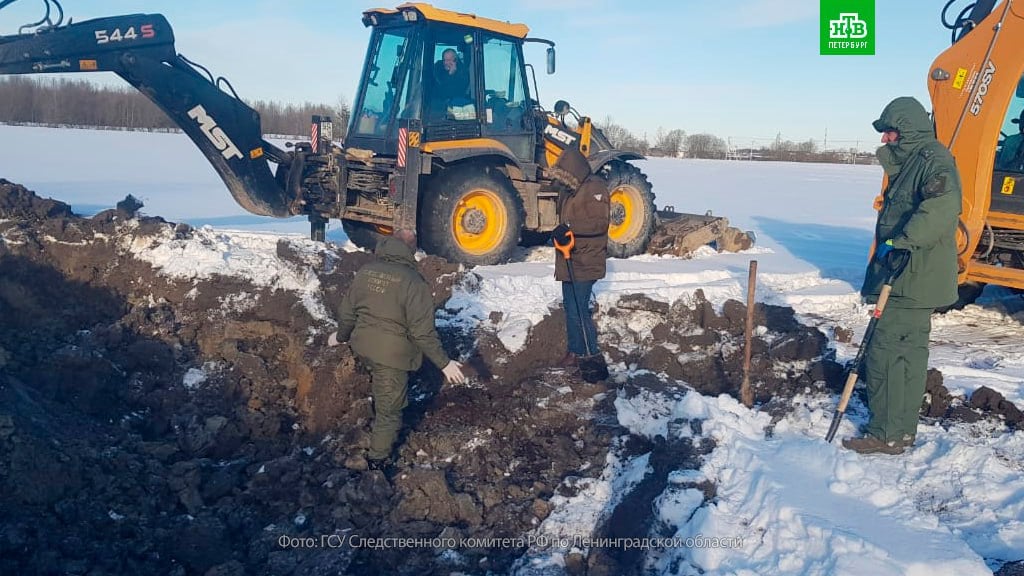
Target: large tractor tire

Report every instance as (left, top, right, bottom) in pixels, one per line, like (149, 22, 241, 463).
(935, 281, 985, 314)
(419, 166, 525, 266)
(602, 161, 657, 258)
(342, 220, 387, 251)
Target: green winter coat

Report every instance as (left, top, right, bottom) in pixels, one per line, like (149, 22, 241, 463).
(335, 237, 451, 372)
(861, 97, 962, 309)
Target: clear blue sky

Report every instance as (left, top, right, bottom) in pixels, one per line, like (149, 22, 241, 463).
(2, 0, 953, 150)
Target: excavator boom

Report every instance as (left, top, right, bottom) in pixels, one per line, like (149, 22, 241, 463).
(0, 11, 300, 217)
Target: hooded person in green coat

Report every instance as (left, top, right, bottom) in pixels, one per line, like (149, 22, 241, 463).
(328, 230, 467, 469)
(842, 96, 962, 455)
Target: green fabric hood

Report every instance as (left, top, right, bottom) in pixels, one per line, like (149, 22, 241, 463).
(874, 97, 935, 171)
(374, 236, 416, 265)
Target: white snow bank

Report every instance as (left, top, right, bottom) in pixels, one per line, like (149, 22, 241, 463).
(623, 387, 1016, 575)
(441, 249, 858, 354)
(125, 225, 340, 322)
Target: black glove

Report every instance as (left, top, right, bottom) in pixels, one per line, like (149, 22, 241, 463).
(551, 224, 571, 246)
(886, 248, 912, 276)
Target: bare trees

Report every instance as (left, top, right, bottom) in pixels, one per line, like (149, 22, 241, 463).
(685, 133, 727, 159)
(0, 77, 174, 129)
(596, 117, 651, 155)
(654, 128, 686, 157)
(595, 118, 692, 158)
(0, 78, 870, 164)
(0, 77, 348, 139)
(248, 98, 350, 138)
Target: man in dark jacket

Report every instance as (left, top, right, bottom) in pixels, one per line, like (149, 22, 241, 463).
(329, 230, 466, 468)
(431, 48, 470, 119)
(843, 96, 962, 455)
(550, 148, 611, 377)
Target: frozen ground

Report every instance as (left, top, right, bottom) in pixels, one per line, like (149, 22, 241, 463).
(2, 124, 1022, 574)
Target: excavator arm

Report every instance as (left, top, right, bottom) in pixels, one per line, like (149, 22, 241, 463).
(0, 7, 338, 220)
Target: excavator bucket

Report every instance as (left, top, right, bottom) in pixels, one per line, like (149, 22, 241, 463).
(646, 210, 754, 257)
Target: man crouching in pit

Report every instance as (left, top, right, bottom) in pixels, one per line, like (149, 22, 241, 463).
(328, 229, 467, 471)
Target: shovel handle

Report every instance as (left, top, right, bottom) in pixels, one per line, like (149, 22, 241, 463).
(873, 284, 892, 318)
(824, 283, 893, 443)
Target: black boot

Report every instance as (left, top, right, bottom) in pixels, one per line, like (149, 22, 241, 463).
(578, 353, 608, 383)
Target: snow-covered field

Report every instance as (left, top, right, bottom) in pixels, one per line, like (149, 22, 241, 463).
(3, 124, 1023, 574)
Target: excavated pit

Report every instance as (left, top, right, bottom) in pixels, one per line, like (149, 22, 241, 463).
(1, 178, 1018, 575)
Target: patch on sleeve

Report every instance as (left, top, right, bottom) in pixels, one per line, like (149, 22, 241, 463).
(922, 174, 947, 198)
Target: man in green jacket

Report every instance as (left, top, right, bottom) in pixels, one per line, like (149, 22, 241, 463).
(843, 96, 962, 455)
(328, 229, 466, 468)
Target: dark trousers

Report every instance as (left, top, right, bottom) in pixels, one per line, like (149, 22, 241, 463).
(562, 280, 598, 356)
(362, 359, 409, 461)
(864, 306, 932, 442)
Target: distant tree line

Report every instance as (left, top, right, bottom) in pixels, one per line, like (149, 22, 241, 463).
(0, 77, 350, 139)
(1, 77, 871, 163)
(596, 118, 874, 164)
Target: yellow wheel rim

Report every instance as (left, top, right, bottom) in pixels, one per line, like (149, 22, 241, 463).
(452, 189, 507, 256)
(608, 185, 643, 242)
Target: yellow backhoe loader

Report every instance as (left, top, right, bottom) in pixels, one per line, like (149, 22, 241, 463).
(0, 1, 683, 265)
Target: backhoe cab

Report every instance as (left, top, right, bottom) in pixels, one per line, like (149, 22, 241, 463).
(0, 0, 658, 265)
(340, 3, 656, 263)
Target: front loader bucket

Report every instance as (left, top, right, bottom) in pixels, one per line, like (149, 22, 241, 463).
(647, 211, 755, 257)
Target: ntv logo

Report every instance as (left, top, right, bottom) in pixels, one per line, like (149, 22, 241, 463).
(819, 0, 876, 55)
(829, 13, 868, 39)
(821, 0, 874, 56)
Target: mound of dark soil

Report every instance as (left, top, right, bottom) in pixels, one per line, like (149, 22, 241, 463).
(0, 179, 853, 575)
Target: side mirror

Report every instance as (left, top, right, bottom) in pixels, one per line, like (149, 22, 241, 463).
(546, 47, 556, 74)
(554, 100, 570, 116)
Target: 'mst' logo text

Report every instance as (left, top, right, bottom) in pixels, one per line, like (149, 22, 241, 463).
(188, 105, 243, 160)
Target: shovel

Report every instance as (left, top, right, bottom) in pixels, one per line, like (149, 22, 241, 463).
(554, 230, 609, 383)
(825, 249, 911, 443)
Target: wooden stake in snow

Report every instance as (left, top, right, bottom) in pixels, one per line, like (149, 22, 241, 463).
(741, 260, 757, 407)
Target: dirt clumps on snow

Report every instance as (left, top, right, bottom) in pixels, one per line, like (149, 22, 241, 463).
(0, 179, 849, 575)
(0, 181, 623, 574)
(920, 369, 1024, 429)
(598, 290, 845, 407)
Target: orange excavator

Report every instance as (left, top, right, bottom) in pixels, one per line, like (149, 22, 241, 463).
(928, 0, 1024, 303)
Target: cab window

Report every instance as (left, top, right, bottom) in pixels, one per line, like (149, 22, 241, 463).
(996, 82, 1024, 173)
(353, 28, 412, 136)
(426, 30, 474, 121)
(481, 34, 528, 133)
